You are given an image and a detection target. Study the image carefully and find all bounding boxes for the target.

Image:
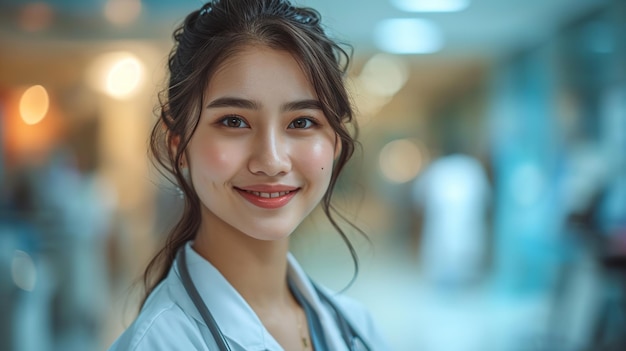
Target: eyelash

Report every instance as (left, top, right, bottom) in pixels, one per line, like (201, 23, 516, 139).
(288, 117, 318, 129)
(218, 115, 249, 128)
(217, 116, 319, 129)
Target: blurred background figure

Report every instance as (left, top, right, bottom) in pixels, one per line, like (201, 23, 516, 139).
(1, 0, 625, 350)
(407, 152, 491, 351)
(411, 153, 490, 290)
(413, 154, 490, 290)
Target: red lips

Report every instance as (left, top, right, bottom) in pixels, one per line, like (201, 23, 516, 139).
(235, 185, 299, 209)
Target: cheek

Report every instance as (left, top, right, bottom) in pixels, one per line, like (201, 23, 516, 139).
(189, 138, 244, 180)
(296, 139, 335, 181)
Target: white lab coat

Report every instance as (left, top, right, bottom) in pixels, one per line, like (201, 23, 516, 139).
(108, 243, 389, 350)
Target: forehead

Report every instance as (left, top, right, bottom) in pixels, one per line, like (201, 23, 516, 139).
(205, 45, 317, 100)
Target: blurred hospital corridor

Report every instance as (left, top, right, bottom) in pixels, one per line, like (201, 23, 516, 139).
(1, 0, 626, 350)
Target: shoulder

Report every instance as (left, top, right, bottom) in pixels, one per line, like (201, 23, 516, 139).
(317, 286, 393, 351)
(108, 282, 209, 351)
(326, 290, 370, 324)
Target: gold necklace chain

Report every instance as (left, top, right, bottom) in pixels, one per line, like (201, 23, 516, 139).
(295, 307, 310, 350)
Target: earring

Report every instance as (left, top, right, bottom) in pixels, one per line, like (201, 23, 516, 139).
(176, 186, 185, 199)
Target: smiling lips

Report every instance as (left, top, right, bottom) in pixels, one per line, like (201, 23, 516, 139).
(235, 186, 299, 209)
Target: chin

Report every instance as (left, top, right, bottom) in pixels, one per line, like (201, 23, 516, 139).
(240, 224, 297, 242)
(250, 231, 294, 242)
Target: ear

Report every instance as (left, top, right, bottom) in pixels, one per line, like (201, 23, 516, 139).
(170, 133, 187, 168)
(334, 135, 342, 161)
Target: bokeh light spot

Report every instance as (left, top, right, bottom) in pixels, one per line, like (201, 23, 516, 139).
(374, 18, 443, 54)
(19, 85, 50, 125)
(11, 250, 37, 292)
(379, 139, 425, 183)
(106, 57, 143, 99)
(87, 52, 145, 99)
(359, 53, 409, 97)
(104, 0, 142, 26)
(18, 2, 54, 32)
(391, 0, 470, 13)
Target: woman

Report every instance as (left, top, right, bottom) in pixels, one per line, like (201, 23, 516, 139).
(109, 0, 389, 350)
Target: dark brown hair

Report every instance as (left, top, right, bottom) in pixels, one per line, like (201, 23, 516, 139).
(143, 0, 361, 305)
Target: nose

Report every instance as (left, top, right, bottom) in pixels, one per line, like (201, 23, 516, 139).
(248, 128, 291, 176)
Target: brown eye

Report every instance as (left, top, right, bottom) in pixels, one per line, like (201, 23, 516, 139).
(220, 116, 249, 128)
(288, 118, 315, 129)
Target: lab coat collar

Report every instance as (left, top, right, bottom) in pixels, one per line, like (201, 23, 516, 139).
(168, 242, 349, 351)
(286, 255, 348, 350)
(171, 243, 277, 350)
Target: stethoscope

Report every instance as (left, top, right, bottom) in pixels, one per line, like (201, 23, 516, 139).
(177, 248, 371, 351)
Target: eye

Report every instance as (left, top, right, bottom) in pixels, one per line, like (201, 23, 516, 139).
(219, 116, 249, 128)
(288, 117, 316, 129)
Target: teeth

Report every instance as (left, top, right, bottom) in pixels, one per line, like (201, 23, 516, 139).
(244, 190, 292, 198)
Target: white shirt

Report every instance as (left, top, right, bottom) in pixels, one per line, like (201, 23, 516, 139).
(109, 243, 390, 350)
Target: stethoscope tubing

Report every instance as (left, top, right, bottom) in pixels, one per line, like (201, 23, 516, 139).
(177, 248, 232, 351)
(176, 248, 370, 351)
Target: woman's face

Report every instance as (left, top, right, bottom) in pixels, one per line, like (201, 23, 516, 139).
(186, 45, 338, 241)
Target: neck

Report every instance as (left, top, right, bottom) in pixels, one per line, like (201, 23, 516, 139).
(193, 219, 292, 309)
(192, 215, 312, 351)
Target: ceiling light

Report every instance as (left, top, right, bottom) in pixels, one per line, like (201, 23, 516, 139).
(374, 18, 443, 54)
(391, 0, 470, 12)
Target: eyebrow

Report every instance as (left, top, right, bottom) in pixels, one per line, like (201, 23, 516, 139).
(283, 99, 323, 112)
(206, 97, 323, 112)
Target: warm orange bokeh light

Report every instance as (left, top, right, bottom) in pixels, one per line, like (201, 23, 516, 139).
(19, 84, 49, 125)
(2, 87, 64, 165)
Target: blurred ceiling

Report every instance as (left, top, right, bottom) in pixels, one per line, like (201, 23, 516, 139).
(0, 0, 612, 124)
(0, 0, 608, 57)
(0, 0, 615, 167)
